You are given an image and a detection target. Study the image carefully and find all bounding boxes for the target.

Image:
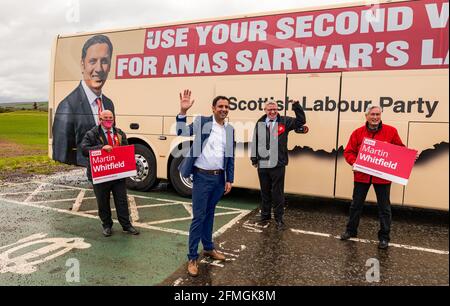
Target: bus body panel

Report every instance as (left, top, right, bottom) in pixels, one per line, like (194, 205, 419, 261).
(49, 0, 449, 210)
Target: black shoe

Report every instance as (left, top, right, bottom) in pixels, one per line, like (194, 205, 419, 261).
(340, 232, 356, 240)
(276, 221, 287, 231)
(102, 227, 112, 237)
(123, 226, 140, 235)
(378, 240, 389, 249)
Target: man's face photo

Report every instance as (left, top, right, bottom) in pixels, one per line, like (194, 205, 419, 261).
(81, 43, 111, 95)
(212, 99, 230, 121)
(265, 103, 278, 120)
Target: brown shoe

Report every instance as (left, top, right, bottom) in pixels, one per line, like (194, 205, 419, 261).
(203, 249, 226, 261)
(187, 259, 198, 277)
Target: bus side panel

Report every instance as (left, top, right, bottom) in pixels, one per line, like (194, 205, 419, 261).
(286, 73, 341, 197)
(405, 123, 449, 210)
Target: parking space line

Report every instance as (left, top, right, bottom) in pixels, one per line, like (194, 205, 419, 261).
(0, 181, 250, 240)
(0, 189, 71, 196)
(182, 203, 193, 218)
(71, 190, 85, 212)
(133, 222, 190, 236)
(146, 211, 243, 225)
(128, 195, 140, 222)
(30, 197, 97, 204)
(33, 181, 90, 191)
(213, 211, 251, 238)
(24, 183, 47, 202)
(290, 228, 449, 255)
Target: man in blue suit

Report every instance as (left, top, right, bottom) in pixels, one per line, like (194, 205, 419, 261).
(176, 90, 235, 277)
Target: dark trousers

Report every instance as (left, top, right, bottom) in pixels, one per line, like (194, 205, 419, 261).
(346, 182, 392, 241)
(188, 170, 225, 260)
(92, 179, 132, 229)
(257, 166, 286, 223)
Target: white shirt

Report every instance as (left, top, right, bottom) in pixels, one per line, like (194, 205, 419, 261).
(265, 117, 276, 130)
(81, 80, 104, 125)
(194, 116, 227, 170)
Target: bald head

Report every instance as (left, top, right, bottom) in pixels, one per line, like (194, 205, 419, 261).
(99, 110, 114, 129)
(100, 110, 113, 119)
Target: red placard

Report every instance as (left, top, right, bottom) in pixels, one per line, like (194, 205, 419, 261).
(116, 0, 448, 79)
(89, 145, 137, 184)
(353, 138, 418, 185)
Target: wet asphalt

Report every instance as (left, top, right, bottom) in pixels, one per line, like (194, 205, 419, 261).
(161, 190, 449, 286)
(0, 170, 448, 286)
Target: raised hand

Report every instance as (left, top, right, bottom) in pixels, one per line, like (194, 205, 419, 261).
(179, 89, 195, 115)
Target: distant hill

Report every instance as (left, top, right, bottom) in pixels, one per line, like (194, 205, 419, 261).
(0, 102, 48, 112)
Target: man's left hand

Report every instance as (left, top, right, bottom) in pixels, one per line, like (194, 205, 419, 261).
(224, 182, 232, 195)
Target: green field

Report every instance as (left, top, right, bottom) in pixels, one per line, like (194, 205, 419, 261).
(0, 110, 72, 179)
(0, 111, 48, 149)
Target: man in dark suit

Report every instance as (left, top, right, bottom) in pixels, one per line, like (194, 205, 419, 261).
(52, 35, 115, 167)
(81, 110, 139, 237)
(176, 90, 235, 277)
(251, 100, 306, 230)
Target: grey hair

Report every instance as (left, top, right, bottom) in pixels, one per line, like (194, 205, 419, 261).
(365, 104, 383, 115)
(264, 100, 277, 108)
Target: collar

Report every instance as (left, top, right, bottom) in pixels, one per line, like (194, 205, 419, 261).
(212, 115, 228, 127)
(261, 114, 280, 123)
(100, 125, 114, 135)
(366, 121, 383, 132)
(81, 80, 103, 105)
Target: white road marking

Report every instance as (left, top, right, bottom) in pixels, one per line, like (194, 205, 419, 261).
(24, 183, 47, 203)
(290, 229, 449, 255)
(290, 229, 332, 238)
(200, 258, 224, 268)
(30, 197, 97, 204)
(128, 195, 139, 222)
(146, 211, 242, 225)
(0, 234, 91, 275)
(182, 203, 193, 217)
(0, 233, 48, 251)
(33, 181, 91, 191)
(71, 190, 85, 212)
(219, 251, 239, 258)
(0, 189, 70, 196)
(133, 221, 190, 236)
(3, 181, 447, 257)
(213, 211, 251, 238)
(173, 277, 184, 286)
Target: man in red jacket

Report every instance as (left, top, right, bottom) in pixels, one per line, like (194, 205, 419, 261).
(340, 105, 404, 249)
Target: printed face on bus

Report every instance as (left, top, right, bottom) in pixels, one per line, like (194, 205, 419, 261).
(366, 107, 382, 128)
(265, 103, 278, 120)
(212, 99, 230, 121)
(81, 43, 111, 95)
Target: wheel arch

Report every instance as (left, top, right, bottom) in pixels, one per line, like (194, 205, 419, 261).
(167, 140, 193, 183)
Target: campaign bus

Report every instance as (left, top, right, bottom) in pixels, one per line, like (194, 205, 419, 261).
(49, 0, 449, 211)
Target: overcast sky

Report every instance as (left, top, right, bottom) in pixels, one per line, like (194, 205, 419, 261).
(0, 0, 361, 103)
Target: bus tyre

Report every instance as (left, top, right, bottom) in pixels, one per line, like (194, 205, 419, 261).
(170, 156, 193, 197)
(126, 144, 158, 191)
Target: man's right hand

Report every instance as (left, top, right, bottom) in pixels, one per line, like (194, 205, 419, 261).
(102, 145, 113, 153)
(179, 89, 195, 115)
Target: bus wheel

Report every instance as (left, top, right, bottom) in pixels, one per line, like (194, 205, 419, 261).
(126, 144, 158, 191)
(169, 156, 193, 197)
